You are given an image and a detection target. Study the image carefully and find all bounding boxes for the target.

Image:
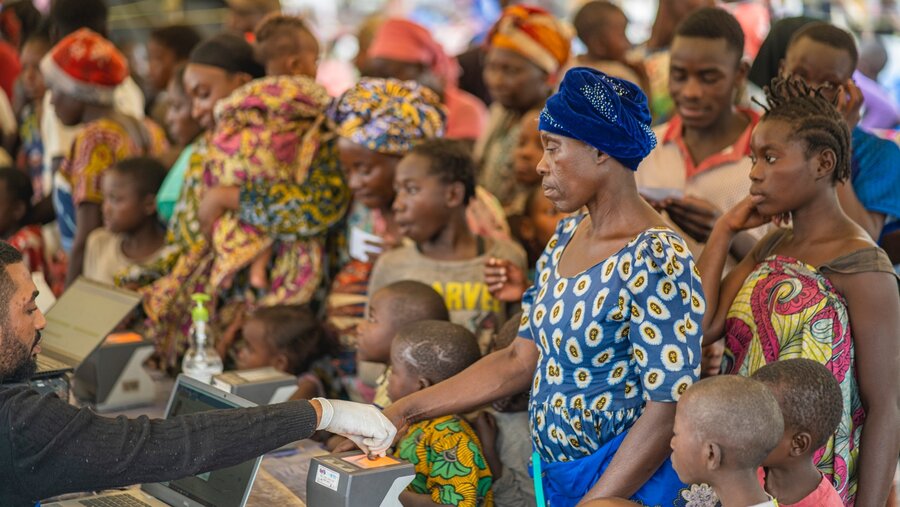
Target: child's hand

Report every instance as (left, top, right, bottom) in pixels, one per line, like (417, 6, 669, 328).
(473, 411, 503, 478)
(701, 340, 724, 378)
(198, 186, 240, 238)
(485, 258, 528, 303)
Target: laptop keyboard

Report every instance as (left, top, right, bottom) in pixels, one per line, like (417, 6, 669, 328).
(79, 494, 153, 506)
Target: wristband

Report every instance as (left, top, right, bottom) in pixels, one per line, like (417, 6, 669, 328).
(314, 398, 333, 430)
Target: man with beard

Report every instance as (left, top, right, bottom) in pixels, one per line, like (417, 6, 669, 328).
(0, 241, 396, 506)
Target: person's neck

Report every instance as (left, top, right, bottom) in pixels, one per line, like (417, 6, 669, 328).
(682, 107, 748, 163)
(583, 178, 659, 239)
(787, 186, 850, 244)
(81, 104, 116, 124)
(711, 468, 772, 507)
(120, 219, 166, 261)
(763, 458, 823, 504)
(418, 211, 478, 261)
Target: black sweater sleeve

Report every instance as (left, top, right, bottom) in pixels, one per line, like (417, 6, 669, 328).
(0, 387, 318, 506)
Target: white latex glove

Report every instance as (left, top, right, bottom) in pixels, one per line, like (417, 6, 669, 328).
(314, 398, 397, 456)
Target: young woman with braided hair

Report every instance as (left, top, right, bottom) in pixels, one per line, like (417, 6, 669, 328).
(698, 76, 900, 505)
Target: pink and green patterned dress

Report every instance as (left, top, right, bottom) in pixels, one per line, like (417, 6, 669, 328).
(723, 228, 896, 505)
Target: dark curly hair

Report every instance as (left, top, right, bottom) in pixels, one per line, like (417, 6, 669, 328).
(758, 76, 851, 183)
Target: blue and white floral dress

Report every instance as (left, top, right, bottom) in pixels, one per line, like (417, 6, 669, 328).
(519, 214, 705, 506)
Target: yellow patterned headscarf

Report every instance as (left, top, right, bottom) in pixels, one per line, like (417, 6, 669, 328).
(209, 75, 331, 185)
(487, 4, 572, 77)
(330, 77, 446, 156)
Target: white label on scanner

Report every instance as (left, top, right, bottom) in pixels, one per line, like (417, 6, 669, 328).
(316, 465, 340, 491)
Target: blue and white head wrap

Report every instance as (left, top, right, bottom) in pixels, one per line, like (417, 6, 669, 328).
(539, 67, 657, 170)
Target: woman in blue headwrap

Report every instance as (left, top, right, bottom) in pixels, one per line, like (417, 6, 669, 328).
(384, 67, 704, 506)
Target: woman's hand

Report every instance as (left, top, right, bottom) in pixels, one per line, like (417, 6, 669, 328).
(198, 186, 240, 238)
(719, 196, 772, 233)
(485, 257, 528, 303)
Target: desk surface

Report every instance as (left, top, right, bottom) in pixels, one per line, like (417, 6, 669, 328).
(83, 370, 316, 506)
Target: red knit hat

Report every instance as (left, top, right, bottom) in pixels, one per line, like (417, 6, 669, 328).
(40, 28, 128, 105)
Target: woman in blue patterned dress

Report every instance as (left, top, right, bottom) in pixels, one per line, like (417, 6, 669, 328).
(385, 67, 705, 506)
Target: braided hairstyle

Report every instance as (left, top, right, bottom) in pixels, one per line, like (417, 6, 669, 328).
(757, 76, 851, 183)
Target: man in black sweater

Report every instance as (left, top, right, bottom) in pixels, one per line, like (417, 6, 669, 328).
(0, 242, 395, 506)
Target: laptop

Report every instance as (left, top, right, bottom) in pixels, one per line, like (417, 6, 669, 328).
(34, 277, 142, 378)
(43, 375, 263, 507)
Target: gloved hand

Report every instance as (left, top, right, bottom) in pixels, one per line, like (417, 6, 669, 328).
(313, 398, 397, 456)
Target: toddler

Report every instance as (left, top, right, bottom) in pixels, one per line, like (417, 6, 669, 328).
(235, 304, 341, 400)
(389, 320, 493, 506)
(357, 280, 449, 408)
(254, 14, 319, 78)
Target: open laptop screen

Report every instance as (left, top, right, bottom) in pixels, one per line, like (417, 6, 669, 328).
(40, 278, 141, 365)
(156, 379, 260, 507)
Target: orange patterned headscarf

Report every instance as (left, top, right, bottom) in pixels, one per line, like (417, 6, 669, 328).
(486, 5, 572, 77)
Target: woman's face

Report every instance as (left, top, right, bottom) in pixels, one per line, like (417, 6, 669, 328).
(338, 138, 400, 211)
(536, 132, 604, 214)
(165, 78, 203, 146)
(483, 47, 551, 112)
(183, 63, 248, 131)
(748, 119, 828, 217)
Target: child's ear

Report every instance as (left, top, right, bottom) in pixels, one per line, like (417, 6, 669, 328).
(272, 353, 290, 374)
(790, 432, 813, 456)
(704, 441, 723, 471)
(142, 194, 158, 216)
(814, 148, 837, 181)
(418, 377, 433, 390)
(445, 181, 466, 208)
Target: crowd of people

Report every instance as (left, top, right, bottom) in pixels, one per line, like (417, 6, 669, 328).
(0, 0, 899, 505)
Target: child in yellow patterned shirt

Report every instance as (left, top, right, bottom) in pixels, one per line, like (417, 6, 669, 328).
(388, 320, 493, 506)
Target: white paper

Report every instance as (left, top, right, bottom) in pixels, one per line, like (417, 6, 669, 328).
(639, 187, 685, 201)
(349, 227, 384, 262)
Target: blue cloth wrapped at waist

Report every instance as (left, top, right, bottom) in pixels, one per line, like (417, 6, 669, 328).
(537, 429, 685, 507)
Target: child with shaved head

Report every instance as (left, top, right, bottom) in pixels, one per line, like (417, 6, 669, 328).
(752, 359, 843, 506)
(389, 320, 493, 506)
(357, 280, 449, 408)
(670, 375, 783, 507)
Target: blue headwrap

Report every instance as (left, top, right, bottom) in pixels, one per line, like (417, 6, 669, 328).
(539, 67, 657, 170)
